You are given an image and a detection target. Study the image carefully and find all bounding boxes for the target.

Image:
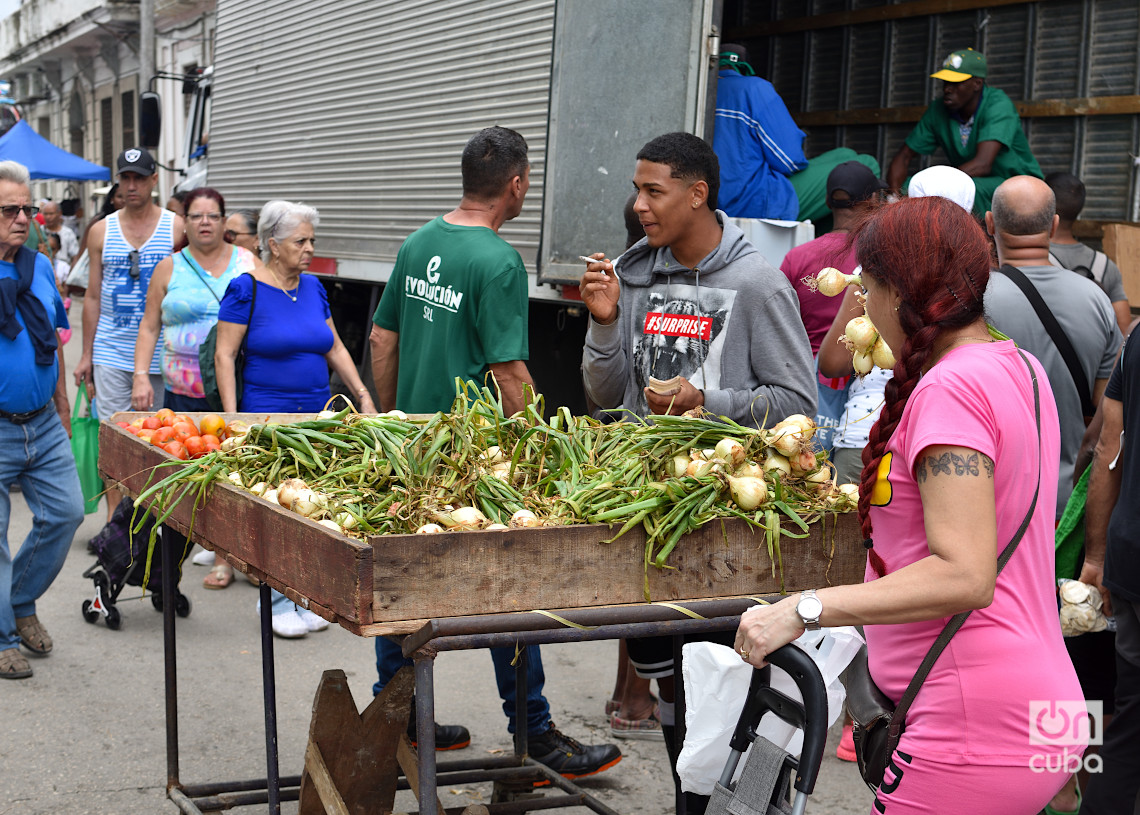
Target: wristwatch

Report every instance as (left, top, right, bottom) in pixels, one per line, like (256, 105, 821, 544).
(796, 589, 823, 631)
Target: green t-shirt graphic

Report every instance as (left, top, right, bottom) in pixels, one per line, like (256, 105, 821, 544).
(373, 216, 529, 414)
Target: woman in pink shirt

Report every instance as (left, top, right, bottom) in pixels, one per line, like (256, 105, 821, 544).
(736, 196, 1084, 813)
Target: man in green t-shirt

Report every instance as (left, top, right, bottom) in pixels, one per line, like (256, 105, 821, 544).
(368, 126, 622, 780)
(887, 48, 1042, 214)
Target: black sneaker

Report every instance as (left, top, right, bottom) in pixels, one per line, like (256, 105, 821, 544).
(529, 724, 622, 780)
(407, 716, 471, 751)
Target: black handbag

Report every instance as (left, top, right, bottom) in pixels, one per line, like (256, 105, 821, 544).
(846, 349, 1042, 791)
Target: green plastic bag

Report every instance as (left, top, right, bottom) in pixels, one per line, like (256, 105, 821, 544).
(70, 384, 102, 514)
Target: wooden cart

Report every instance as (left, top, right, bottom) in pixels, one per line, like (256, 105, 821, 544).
(100, 414, 866, 814)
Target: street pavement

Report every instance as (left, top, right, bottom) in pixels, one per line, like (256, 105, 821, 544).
(0, 298, 874, 814)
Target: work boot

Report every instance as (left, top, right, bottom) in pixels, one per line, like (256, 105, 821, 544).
(407, 711, 471, 751)
(528, 724, 621, 779)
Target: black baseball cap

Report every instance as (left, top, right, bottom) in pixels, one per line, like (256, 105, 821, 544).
(117, 147, 156, 177)
(826, 161, 888, 209)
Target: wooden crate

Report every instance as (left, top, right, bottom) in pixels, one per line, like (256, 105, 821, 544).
(100, 415, 866, 635)
(1103, 222, 1140, 305)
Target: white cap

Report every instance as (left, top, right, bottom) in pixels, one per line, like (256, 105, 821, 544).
(908, 165, 975, 213)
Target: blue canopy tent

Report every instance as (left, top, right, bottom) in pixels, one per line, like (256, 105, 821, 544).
(0, 120, 110, 180)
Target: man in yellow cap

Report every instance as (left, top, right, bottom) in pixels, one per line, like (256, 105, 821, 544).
(886, 48, 1042, 214)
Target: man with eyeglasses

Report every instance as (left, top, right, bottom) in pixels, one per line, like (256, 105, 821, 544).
(74, 147, 183, 520)
(0, 160, 85, 679)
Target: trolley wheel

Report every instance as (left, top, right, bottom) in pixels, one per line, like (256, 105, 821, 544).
(175, 593, 192, 618)
(81, 599, 99, 624)
(93, 570, 111, 596)
(105, 605, 122, 630)
(151, 592, 163, 612)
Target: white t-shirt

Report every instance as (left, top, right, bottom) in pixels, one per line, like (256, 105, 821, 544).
(833, 367, 890, 449)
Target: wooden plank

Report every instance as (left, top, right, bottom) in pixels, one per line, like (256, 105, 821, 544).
(397, 735, 446, 815)
(729, 0, 1031, 37)
(1103, 223, 1140, 305)
(302, 742, 350, 815)
(793, 95, 1140, 129)
(98, 420, 374, 626)
(370, 514, 862, 623)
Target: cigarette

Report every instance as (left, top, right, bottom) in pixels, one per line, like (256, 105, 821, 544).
(578, 255, 609, 277)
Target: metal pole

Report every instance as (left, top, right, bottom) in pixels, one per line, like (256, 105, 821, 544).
(161, 527, 179, 791)
(259, 584, 281, 814)
(139, 0, 155, 96)
(514, 646, 529, 757)
(414, 655, 438, 810)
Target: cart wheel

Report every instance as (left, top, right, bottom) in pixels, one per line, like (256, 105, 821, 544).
(81, 599, 99, 624)
(151, 592, 163, 612)
(175, 593, 192, 618)
(105, 606, 122, 630)
(94, 570, 111, 596)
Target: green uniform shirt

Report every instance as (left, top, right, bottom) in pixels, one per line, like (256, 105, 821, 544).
(905, 86, 1042, 181)
(373, 216, 529, 414)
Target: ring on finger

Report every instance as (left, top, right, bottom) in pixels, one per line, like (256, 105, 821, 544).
(739, 646, 750, 660)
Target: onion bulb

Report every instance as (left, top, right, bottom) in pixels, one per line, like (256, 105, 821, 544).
(485, 523, 509, 531)
(316, 518, 342, 533)
(735, 460, 764, 479)
(836, 483, 859, 506)
(277, 478, 308, 509)
(448, 506, 487, 530)
(510, 509, 543, 528)
(727, 475, 769, 510)
(219, 433, 247, 452)
(382, 409, 408, 420)
(811, 267, 862, 297)
(871, 336, 895, 370)
(843, 316, 879, 352)
(780, 414, 817, 440)
(805, 467, 831, 484)
(291, 489, 324, 517)
(768, 425, 803, 457)
(790, 448, 818, 476)
(480, 445, 506, 464)
(262, 489, 278, 505)
(334, 511, 358, 530)
(668, 455, 690, 478)
(714, 438, 746, 468)
(489, 462, 514, 482)
(226, 472, 243, 488)
(416, 523, 444, 534)
(852, 348, 874, 375)
(316, 410, 338, 419)
(763, 449, 791, 477)
(249, 481, 269, 497)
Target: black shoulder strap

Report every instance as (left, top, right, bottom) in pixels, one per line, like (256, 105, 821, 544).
(888, 351, 1041, 737)
(180, 248, 222, 304)
(995, 264, 1095, 418)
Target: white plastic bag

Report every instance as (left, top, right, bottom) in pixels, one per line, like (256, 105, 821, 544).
(676, 627, 864, 796)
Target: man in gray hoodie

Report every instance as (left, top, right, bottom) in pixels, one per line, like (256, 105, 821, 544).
(580, 131, 815, 428)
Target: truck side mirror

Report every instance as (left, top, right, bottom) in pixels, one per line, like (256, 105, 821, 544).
(139, 91, 161, 148)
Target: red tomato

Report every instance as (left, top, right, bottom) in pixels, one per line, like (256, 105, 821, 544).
(162, 441, 189, 460)
(184, 436, 208, 458)
(151, 426, 177, 446)
(124, 426, 140, 436)
(200, 434, 221, 446)
(171, 421, 198, 442)
(155, 408, 176, 427)
(203, 441, 221, 455)
(141, 416, 162, 430)
(136, 428, 157, 443)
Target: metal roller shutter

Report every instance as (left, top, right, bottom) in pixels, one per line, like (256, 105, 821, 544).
(208, 0, 555, 268)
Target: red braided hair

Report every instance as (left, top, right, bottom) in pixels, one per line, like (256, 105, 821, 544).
(849, 197, 992, 576)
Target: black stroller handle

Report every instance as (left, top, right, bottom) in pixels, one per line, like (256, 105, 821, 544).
(727, 643, 828, 796)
